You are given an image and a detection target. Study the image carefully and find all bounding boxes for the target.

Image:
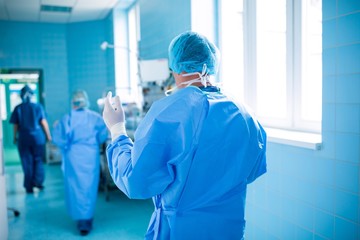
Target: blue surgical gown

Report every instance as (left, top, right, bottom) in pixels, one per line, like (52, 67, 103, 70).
(106, 86, 267, 239)
(10, 102, 47, 191)
(52, 108, 108, 220)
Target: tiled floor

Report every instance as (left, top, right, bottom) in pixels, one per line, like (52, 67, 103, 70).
(6, 164, 153, 240)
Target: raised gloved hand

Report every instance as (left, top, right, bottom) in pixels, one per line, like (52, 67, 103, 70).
(103, 91, 127, 141)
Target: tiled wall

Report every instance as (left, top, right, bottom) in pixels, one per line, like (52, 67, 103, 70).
(138, 0, 191, 60)
(244, 1, 360, 239)
(67, 17, 114, 112)
(0, 21, 69, 124)
(0, 17, 114, 124)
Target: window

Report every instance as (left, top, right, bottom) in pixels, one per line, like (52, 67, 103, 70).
(219, 0, 322, 134)
(113, 2, 141, 105)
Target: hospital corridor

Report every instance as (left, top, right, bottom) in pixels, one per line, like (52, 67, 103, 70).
(6, 164, 153, 239)
(1, 0, 360, 239)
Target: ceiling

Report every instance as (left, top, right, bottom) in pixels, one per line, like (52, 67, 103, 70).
(0, 0, 134, 23)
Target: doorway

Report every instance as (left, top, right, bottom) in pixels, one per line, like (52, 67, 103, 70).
(0, 69, 43, 166)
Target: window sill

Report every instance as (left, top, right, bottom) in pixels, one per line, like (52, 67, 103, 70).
(265, 127, 322, 150)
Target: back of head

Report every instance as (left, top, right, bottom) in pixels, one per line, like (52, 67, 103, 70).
(168, 31, 220, 75)
(72, 90, 89, 109)
(20, 85, 34, 103)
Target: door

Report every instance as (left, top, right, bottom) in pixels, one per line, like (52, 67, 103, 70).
(0, 70, 42, 166)
(0, 82, 8, 239)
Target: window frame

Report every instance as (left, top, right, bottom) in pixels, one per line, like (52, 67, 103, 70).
(217, 0, 322, 149)
(241, 0, 322, 134)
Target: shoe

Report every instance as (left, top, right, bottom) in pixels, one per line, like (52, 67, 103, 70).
(77, 219, 92, 236)
(34, 185, 45, 191)
(80, 230, 89, 236)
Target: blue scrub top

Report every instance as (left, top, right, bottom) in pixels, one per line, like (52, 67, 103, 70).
(10, 102, 47, 145)
(107, 86, 267, 239)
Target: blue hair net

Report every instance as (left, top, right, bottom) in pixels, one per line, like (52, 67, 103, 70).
(72, 90, 89, 109)
(20, 85, 34, 102)
(168, 31, 220, 75)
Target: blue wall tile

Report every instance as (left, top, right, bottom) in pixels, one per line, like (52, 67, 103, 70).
(264, 171, 281, 192)
(281, 196, 297, 223)
(337, 44, 360, 75)
(335, 74, 360, 104)
(323, 75, 336, 104)
(318, 131, 335, 158)
(267, 190, 282, 214)
(266, 212, 282, 238)
(314, 184, 335, 213)
(281, 220, 296, 239)
(314, 209, 334, 239)
(313, 234, 329, 240)
(323, 19, 337, 48)
(337, 13, 360, 45)
(323, 0, 337, 19)
(296, 226, 313, 240)
(322, 48, 337, 76)
(296, 202, 314, 231)
(335, 133, 360, 163)
(338, 0, 360, 15)
(335, 161, 359, 193)
(139, 0, 191, 60)
(335, 104, 360, 133)
(334, 217, 357, 240)
(314, 157, 335, 187)
(335, 189, 359, 222)
(251, 225, 268, 240)
(322, 103, 335, 131)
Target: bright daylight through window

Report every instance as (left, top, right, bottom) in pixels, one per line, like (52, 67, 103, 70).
(219, 0, 322, 137)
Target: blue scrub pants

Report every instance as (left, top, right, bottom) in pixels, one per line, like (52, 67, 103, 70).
(17, 143, 45, 192)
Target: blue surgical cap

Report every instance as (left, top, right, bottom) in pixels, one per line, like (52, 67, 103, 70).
(168, 31, 220, 75)
(20, 85, 34, 102)
(72, 90, 89, 109)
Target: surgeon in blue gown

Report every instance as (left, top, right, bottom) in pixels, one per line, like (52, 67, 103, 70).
(52, 90, 108, 236)
(10, 85, 52, 194)
(103, 31, 267, 240)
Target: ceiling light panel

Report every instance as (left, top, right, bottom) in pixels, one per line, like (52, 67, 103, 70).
(41, 5, 72, 13)
(41, 0, 76, 7)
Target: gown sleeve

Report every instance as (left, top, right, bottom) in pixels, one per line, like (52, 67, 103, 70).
(106, 90, 206, 199)
(246, 122, 267, 184)
(52, 115, 71, 150)
(106, 120, 183, 199)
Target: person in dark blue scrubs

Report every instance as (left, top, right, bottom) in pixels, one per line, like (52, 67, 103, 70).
(10, 85, 52, 193)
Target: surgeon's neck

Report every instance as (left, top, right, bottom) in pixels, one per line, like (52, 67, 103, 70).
(172, 72, 211, 88)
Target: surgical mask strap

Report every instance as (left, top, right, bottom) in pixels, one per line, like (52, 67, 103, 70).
(165, 87, 178, 96)
(22, 92, 32, 102)
(181, 64, 209, 87)
(165, 64, 210, 96)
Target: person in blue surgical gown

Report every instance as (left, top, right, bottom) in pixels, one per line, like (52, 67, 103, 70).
(103, 31, 267, 240)
(10, 85, 52, 194)
(52, 90, 108, 236)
